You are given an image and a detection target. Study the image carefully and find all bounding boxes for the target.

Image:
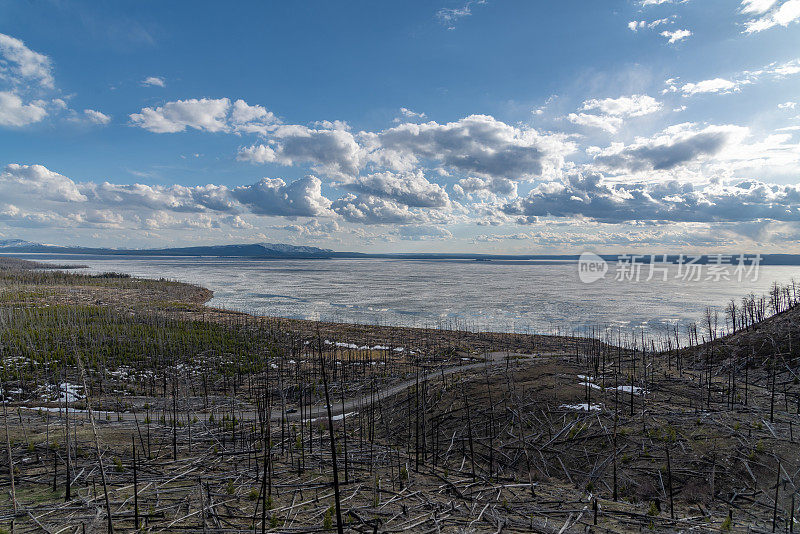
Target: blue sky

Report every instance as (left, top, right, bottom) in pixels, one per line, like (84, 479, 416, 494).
(1, 0, 800, 252)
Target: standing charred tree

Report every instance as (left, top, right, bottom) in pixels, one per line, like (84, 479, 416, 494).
(320, 339, 344, 534)
(1, 374, 16, 515)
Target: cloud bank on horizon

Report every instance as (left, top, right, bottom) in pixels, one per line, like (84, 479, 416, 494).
(1, 0, 800, 252)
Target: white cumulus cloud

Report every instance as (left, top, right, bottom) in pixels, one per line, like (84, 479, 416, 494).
(338, 170, 449, 208)
(680, 78, 739, 96)
(591, 123, 748, 172)
(239, 124, 362, 177)
(741, 0, 780, 14)
(0, 33, 53, 89)
(675, 58, 800, 97)
(743, 0, 800, 32)
(83, 109, 111, 125)
(232, 176, 331, 217)
(581, 95, 663, 117)
(661, 29, 693, 43)
(130, 98, 279, 134)
(0, 91, 47, 127)
(130, 98, 231, 133)
(1, 164, 87, 202)
(331, 193, 420, 225)
(501, 172, 800, 224)
(141, 76, 165, 87)
(568, 95, 662, 133)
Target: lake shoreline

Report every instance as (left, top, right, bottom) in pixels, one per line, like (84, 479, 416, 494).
(0, 255, 577, 355)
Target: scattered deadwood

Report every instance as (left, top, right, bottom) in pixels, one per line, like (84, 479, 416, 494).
(0, 259, 797, 532)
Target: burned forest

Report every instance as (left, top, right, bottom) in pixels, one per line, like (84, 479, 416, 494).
(0, 257, 798, 533)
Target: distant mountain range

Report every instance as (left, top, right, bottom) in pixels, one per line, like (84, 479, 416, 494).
(0, 240, 336, 258)
(0, 239, 39, 249)
(2, 239, 800, 265)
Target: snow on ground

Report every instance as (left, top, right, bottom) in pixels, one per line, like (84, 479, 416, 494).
(305, 411, 357, 423)
(323, 339, 410, 353)
(560, 403, 602, 412)
(610, 385, 646, 395)
(59, 383, 84, 402)
(37, 382, 84, 403)
(577, 375, 646, 395)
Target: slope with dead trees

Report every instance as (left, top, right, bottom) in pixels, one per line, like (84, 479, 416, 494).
(0, 259, 797, 532)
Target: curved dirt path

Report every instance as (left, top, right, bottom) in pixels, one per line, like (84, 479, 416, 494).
(22, 350, 556, 424)
(291, 350, 540, 422)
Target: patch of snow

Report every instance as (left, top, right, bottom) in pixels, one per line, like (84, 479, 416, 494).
(37, 383, 84, 403)
(305, 411, 357, 424)
(611, 385, 646, 396)
(560, 403, 602, 412)
(321, 340, 405, 352)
